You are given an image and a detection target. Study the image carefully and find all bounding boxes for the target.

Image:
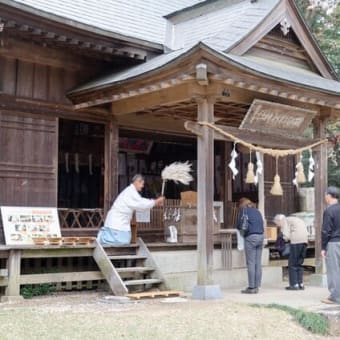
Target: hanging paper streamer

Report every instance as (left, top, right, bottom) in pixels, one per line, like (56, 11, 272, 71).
(254, 151, 263, 185)
(65, 152, 69, 173)
(308, 149, 315, 182)
(228, 143, 239, 179)
(89, 154, 93, 175)
(245, 150, 255, 184)
(270, 157, 283, 196)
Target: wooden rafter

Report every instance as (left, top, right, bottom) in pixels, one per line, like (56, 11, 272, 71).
(0, 15, 149, 62)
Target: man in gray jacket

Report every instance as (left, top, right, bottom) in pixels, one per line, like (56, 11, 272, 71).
(321, 186, 340, 304)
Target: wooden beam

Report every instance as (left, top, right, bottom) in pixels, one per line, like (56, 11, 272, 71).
(104, 118, 119, 214)
(111, 82, 204, 116)
(313, 115, 328, 274)
(5, 250, 22, 298)
(0, 38, 86, 70)
(184, 121, 315, 149)
(20, 271, 104, 284)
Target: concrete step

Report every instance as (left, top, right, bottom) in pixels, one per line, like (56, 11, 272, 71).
(124, 278, 162, 286)
(116, 266, 154, 274)
(108, 255, 147, 261)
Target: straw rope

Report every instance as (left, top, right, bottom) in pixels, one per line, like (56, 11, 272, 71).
(198, 121, 328, 157)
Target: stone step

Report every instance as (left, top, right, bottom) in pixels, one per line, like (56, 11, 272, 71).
(124, 278, 162, 286)
(116, 267, 154, 274)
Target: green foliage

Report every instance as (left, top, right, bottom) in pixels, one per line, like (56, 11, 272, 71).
(251, 303, 329, 335)
(295, 1, 340, 76)
(20, 283, 56, 299)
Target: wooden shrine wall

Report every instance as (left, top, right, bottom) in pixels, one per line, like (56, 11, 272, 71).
(0, 112, 58, 207)
(264, 154, 298, 222)
(0, 56, 80, 104)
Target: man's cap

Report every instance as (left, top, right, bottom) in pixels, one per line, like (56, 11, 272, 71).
(327, 186, 340, 199)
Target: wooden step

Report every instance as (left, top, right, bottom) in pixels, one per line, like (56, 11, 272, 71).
(108, 255, 147, 261)
(124, 278, 162, 286)
(127, 290, 183, 300)
(116, 267, 154, 273)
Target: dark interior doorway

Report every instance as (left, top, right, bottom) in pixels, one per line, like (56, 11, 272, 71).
(58, 119, 105, 208)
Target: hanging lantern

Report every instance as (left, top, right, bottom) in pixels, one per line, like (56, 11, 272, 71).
(245, 150, 255, 184)
(270, 157, 283, 196)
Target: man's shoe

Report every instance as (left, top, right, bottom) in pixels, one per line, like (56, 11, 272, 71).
(241, 287, 258, 294)
(285, 285, 299, 290)
(298, 284, 305, 290)
(321, 298, 336, 304)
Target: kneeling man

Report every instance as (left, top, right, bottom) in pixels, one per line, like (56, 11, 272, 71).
(97, 174, 164, 245)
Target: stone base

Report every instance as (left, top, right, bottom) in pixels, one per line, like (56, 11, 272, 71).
(309, 274, 328, 287)
(1, 295, 24, 303)
(192, 284, 222, 300)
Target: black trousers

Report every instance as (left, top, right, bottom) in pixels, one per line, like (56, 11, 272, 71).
(288, 243, 307, 286)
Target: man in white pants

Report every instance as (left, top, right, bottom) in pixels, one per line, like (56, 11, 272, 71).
(321, 186, 340, 304)
(97, 174, 164, 245)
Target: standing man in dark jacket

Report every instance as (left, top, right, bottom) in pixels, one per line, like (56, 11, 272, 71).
(321, 186, 340, 304)
(237, 197, 264, 294)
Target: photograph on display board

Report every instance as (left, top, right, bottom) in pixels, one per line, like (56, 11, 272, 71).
(0, 207, 61, 245)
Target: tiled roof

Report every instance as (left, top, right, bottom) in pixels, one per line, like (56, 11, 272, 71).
(4, 0, 205, 45)
(69, 46, 195, 94)
(167, 0, 280, 50)
(69, 42, 340, 96)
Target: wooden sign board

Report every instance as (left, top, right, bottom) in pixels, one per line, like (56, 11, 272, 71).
(1, 206, 61, 245)
(240, 100, 316, 137)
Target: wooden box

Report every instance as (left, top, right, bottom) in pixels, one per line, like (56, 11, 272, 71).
(176, 207, 221, 243)
(180, 191, 197, 206)
(266, 226, 278, 241)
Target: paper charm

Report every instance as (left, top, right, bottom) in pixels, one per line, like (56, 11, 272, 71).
(228, 143, 239, 179)
(254, 152, 263, 185)
(308, 149, 315, 182)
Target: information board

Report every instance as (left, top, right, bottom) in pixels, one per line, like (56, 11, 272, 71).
(0, 206, 61, 245)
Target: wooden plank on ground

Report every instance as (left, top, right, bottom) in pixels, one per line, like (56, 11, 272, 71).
(127, 290, 184, 300)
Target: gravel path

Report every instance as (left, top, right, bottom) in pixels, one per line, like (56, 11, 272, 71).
(0, 292, 329, 340)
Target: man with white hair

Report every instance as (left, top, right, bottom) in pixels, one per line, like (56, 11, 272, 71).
(321, 186, 340, 304)
(273, 214, 308, 290)
(97, 174, 164, 245)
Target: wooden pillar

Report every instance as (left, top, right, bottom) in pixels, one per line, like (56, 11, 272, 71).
(2, 250, 23, 302)
(313, 116, 328, 274)
(192, 96, 222, 299)
(104, 117, 119, 215)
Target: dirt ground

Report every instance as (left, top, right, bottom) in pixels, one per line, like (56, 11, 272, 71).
(0, 291, 329, 340)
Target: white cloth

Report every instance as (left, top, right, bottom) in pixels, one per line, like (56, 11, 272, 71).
(104, 184, 155, 231)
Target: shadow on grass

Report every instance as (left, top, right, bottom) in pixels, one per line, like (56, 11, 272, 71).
(251, 303, 329, 335)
